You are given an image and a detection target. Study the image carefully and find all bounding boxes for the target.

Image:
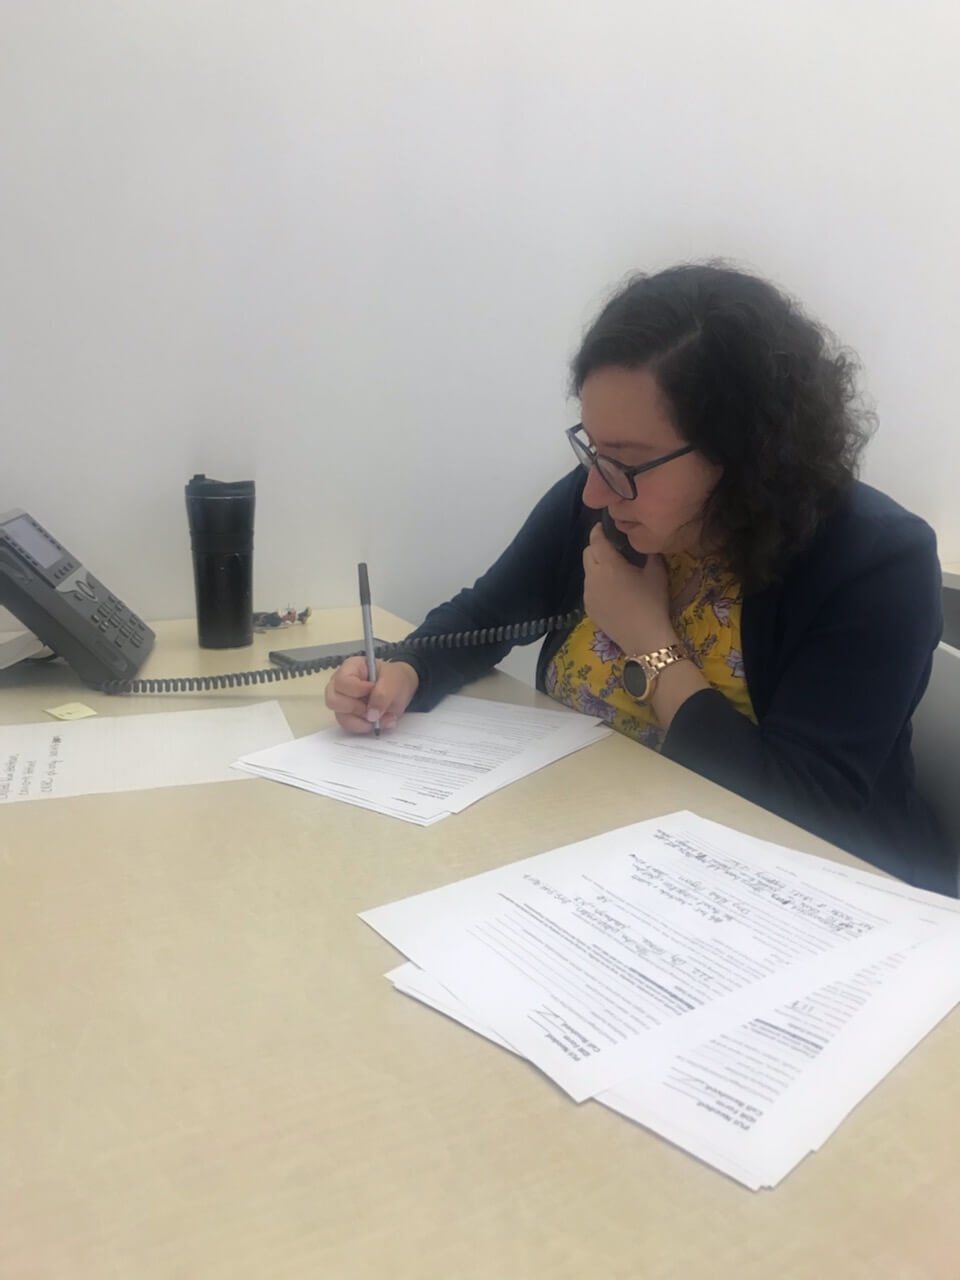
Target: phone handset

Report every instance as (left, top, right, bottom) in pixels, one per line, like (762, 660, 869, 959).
(599, 509, 648, 568)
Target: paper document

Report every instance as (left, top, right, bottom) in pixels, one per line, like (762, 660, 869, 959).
(602, 928, 960, 1188)
(234, 695, 610, 824)
(369, 812, 960, 1188)
(388, 925, 960, 1189)
(361, 812, 934, 1100)
(0, 702, 292, 803)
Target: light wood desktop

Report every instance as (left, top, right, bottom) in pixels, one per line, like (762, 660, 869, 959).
(2, 612, 958, 1278)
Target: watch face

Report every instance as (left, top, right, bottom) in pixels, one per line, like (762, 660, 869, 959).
(622, 659, 649, 701)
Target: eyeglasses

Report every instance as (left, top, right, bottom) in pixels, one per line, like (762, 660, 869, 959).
(565, 424, 695, 501)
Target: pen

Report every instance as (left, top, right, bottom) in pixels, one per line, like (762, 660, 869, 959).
(358, 562, 380, 737)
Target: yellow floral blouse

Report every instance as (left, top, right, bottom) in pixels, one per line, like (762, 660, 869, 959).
(545, 553, 756, 750)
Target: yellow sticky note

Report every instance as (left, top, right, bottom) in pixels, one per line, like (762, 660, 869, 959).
(45, 702, 98, 721)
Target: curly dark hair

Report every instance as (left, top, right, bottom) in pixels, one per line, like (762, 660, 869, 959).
(570, 262, 875, 589)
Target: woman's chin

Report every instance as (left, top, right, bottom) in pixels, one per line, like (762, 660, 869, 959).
(623, 527, 658, 554)
(612, 517, 669, 555)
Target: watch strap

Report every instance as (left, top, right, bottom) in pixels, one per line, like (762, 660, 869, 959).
(627, 643, 688, 675)
(622, 643, 689, 702)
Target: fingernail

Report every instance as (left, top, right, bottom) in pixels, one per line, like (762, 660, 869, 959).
(365, 707, 381, 722)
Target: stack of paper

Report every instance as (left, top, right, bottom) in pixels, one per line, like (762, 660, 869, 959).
(233, 695, 610, 824)
(361, 811, 960, 1190)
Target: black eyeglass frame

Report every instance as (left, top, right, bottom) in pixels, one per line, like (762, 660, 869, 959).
(566, 424, 695, 500)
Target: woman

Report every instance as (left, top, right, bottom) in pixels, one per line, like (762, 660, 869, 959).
(325, 263, 951, 893)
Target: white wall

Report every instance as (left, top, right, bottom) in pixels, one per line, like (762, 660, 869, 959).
(3, 0, 959, 667)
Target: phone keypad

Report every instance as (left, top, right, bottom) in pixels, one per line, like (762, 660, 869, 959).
(89, 596, 148, 649)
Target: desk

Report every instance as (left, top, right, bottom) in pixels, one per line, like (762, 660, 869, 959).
(944, 562, 960, 591)
(2, 612, 958, 1278)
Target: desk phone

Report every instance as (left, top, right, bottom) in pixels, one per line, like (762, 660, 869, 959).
(0, 509, 155, 685)
(0, 508, 639, 695)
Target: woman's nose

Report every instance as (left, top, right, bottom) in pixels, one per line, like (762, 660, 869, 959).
(582, 464, 613, 510)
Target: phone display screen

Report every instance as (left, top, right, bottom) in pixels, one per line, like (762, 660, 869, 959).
(4, 516, 62, 568)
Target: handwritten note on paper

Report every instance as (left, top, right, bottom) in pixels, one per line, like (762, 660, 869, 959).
(361, 814, 936, 1101)
(0, 703, 293, 804)
(1, 731, 64, 800)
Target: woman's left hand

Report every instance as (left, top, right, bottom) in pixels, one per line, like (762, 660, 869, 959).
(582, 523, 678, 655)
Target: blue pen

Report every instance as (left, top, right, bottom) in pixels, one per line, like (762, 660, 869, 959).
(358, 562, 380, 737)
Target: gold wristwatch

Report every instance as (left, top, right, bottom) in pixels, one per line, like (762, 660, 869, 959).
(622, 644, 689, 703)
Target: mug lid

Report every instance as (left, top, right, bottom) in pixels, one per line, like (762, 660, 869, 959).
(185, 474, 255, 498)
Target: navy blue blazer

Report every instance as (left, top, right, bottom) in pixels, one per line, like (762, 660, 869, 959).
(401, 469, 951, 893)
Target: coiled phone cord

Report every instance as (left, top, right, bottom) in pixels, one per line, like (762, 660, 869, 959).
(94, 610, 584, 695)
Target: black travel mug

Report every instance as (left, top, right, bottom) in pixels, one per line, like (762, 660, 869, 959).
(185, 474, 255, 648)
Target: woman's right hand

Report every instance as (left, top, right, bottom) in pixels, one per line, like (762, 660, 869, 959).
(324, 656, 420, 734)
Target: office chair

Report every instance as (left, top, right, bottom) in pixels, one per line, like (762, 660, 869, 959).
(911, 642, 960, 894)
